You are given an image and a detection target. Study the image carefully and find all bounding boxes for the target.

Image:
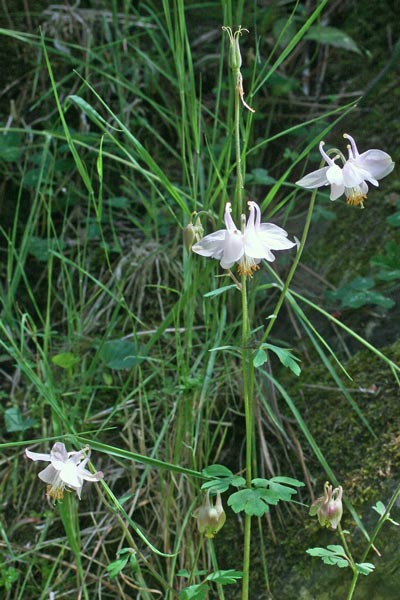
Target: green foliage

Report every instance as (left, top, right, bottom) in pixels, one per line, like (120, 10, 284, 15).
(254, 343, 301, 376)
(0, 565, 19, 591)
(326, 276, 395, 309)
(372, 501, 400, 526)
(51, 352, 80, 369)
(371, 241, 400, 282)
(4, 407, 35, 432)
(0, 0, 398, 598)
(201, 465, 246, 493)
(355, 562, 375, 576)
(306, 545, 349, 568)
(98, 340, 143, 370)
(305, 25, 361, 54)
(307, 546, 375, 577)
(206, 569, 244, 584)
(179, 584, 209, 600)
(106, 548, 138, 580)
(179, 570, 243, 599)
(228, 477, 304, 516)
(386, 200, 400, 227)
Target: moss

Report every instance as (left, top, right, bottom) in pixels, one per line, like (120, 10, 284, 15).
(260, 338, 400, 598)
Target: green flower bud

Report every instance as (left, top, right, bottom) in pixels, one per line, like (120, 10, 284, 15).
(183, 213, 204, 254)
(222, 26, 247, 72)
(194, 490, 226, 538)
(183, 223, 196, 254)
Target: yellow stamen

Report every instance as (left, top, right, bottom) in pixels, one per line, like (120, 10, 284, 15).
(237, 256, 259, 277)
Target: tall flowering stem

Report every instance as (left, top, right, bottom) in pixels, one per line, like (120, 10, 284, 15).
(240, 269, 253, 600)
(222, 25, 255, 600)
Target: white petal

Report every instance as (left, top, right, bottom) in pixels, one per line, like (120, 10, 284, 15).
(259, 225, 296, 250)
(50, 442, 69, 462)
(342, 161, 376, 186)
(326, 165, 344, 185)
(38, 464, 58, 484)
(78, 467, 104, 482)
(360, 180, 369, 194)
(244, 231, 270, 259)
(296, 167, 329, 189)
(330, 183, 345, 201)
(355, 150, 394, 180)
(26, 449, 51, 462)
(60, 463, 82, 488)
(220, 231, 244, 268)
(192, 230, 226, 258)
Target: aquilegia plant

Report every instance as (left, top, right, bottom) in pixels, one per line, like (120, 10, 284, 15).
(188, 26, 304, 600)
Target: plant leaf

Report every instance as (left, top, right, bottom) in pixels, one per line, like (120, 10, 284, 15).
(305, 25, 361, 54)
(259, 343, 301, 376)
(5, 407, 35, 432)
(99, 339, 143, 369)
(355, 562, 375, 576)
(179, 584, 209, 600)
(206, 570, 244, 584)
(306, 545, 349, 568)
(202, 465, 245, 493)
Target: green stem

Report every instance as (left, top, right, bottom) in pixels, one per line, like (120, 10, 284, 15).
(241, 272, 252, 600)
(261, 187, 318, 344)
(188, 539, 203, 586)
(338, 524, 355, 570)
(208, 539, 226, 600)
(234, 73, 244, 216)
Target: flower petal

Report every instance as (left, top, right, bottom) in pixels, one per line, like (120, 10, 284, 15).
(259, 224, 296, 250)
(38, 464, 59, 484)
(355, 149, 394, 180)
(220, 231, 244, 268)
(342, 161, 377, 187)
(192, 230, 226, 258)
(296, 166, 329, 189)
(26, 449, 52, 462)
(60, 463, 82, 488)
(329, 182, 345, 201)
(50, 442, 69, 462)
(78, 467, 104, 482)
(326, 164, 344, 186)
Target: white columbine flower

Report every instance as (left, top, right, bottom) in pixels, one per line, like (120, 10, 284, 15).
(192, 201, 295, 276)
(296, 134, 394, 207)
(26, 442, 103, 500)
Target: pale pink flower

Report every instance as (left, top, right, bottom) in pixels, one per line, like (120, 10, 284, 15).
(26, 442, 103, 500)
(296, 134, 394, 207)
(192, 201, 295, 276)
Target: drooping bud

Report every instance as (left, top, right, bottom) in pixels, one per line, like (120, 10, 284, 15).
(183, 213, 204, 254)
(310, 482, 343, 530)
(193, 490, 226, 538)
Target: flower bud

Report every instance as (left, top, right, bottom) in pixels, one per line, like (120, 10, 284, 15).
(183, 223, 196, 254)
(183, 214, 204, 254)
(222, 26, 248, 72)
(310, 482, 343, 530)
(194, 490, 226, 538)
